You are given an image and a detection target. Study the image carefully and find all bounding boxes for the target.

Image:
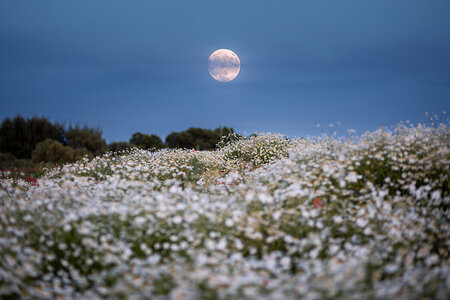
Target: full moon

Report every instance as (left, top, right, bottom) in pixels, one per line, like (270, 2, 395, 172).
(208, 49, 240, 82)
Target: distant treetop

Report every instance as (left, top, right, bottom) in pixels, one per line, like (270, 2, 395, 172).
(165, 127, 234, 150)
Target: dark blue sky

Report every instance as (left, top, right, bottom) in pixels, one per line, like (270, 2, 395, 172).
(1, 0, 449, 142)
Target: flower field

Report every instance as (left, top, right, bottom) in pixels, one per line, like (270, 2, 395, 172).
(0, 124, 449, 299)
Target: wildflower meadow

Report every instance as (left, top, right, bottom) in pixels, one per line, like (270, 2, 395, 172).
(0, 123, 449, 299)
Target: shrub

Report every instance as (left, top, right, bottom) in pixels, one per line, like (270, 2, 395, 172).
(219, 132, 293, 167)
(66, 125, 106, 158)
(32, 139, 76, 163)
(0, 153, 33, 169)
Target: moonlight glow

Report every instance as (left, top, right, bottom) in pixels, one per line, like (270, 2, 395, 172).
(208, 49, 240, 82)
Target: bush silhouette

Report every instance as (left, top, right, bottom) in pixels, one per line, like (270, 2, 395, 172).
(129, 132, 164, 150)
(165, 127, 234, 150)
(32, 139, 76, 163)
(1, 114, 236, 165)
(0, 115, 64, 159)
(65, 125, 106, 158)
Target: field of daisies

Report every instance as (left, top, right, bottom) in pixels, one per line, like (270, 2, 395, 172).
(1, 123, 449, 299)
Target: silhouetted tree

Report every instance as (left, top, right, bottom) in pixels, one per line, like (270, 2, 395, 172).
(165, 132, 179, 148)
(129, 132, 164, 150)
(65, 125, 106, 158)
(165, 127, 234, 150)
(0, 115, 64, 159)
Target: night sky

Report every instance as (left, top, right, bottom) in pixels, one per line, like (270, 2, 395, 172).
(1, 0, 449, 143)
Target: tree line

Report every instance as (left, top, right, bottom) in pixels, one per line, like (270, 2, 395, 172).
(0, 115, 234, 165)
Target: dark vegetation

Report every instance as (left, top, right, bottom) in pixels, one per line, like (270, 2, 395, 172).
(0, 115, 235, 176)
(165, 127, 234, 150)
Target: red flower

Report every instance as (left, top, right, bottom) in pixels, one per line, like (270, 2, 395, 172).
(312, 197, 324, 209)
(23, 176, 38, 186)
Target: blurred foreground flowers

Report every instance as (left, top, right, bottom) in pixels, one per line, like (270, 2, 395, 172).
(0, 124, 449, 299)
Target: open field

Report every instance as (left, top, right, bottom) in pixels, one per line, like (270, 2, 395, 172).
(0, 123, 449, 299)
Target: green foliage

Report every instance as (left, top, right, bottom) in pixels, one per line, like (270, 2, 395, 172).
(32, 139, 76, 163)
(0, 115, 64, 159)
(165, 126, 234, 150)
(1, 115, 236, 168)
(216, 130, 243, 147)
(129, 132, 164, 150)
(0, 115, 110, 165)
(152, 273, 176, 295)
(185, 157, 206, 183)
(66, 125, 106, 158)
(0, 152, 42, 179)
(0, 152, 35, 169)
(197, 280, 220, 300)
